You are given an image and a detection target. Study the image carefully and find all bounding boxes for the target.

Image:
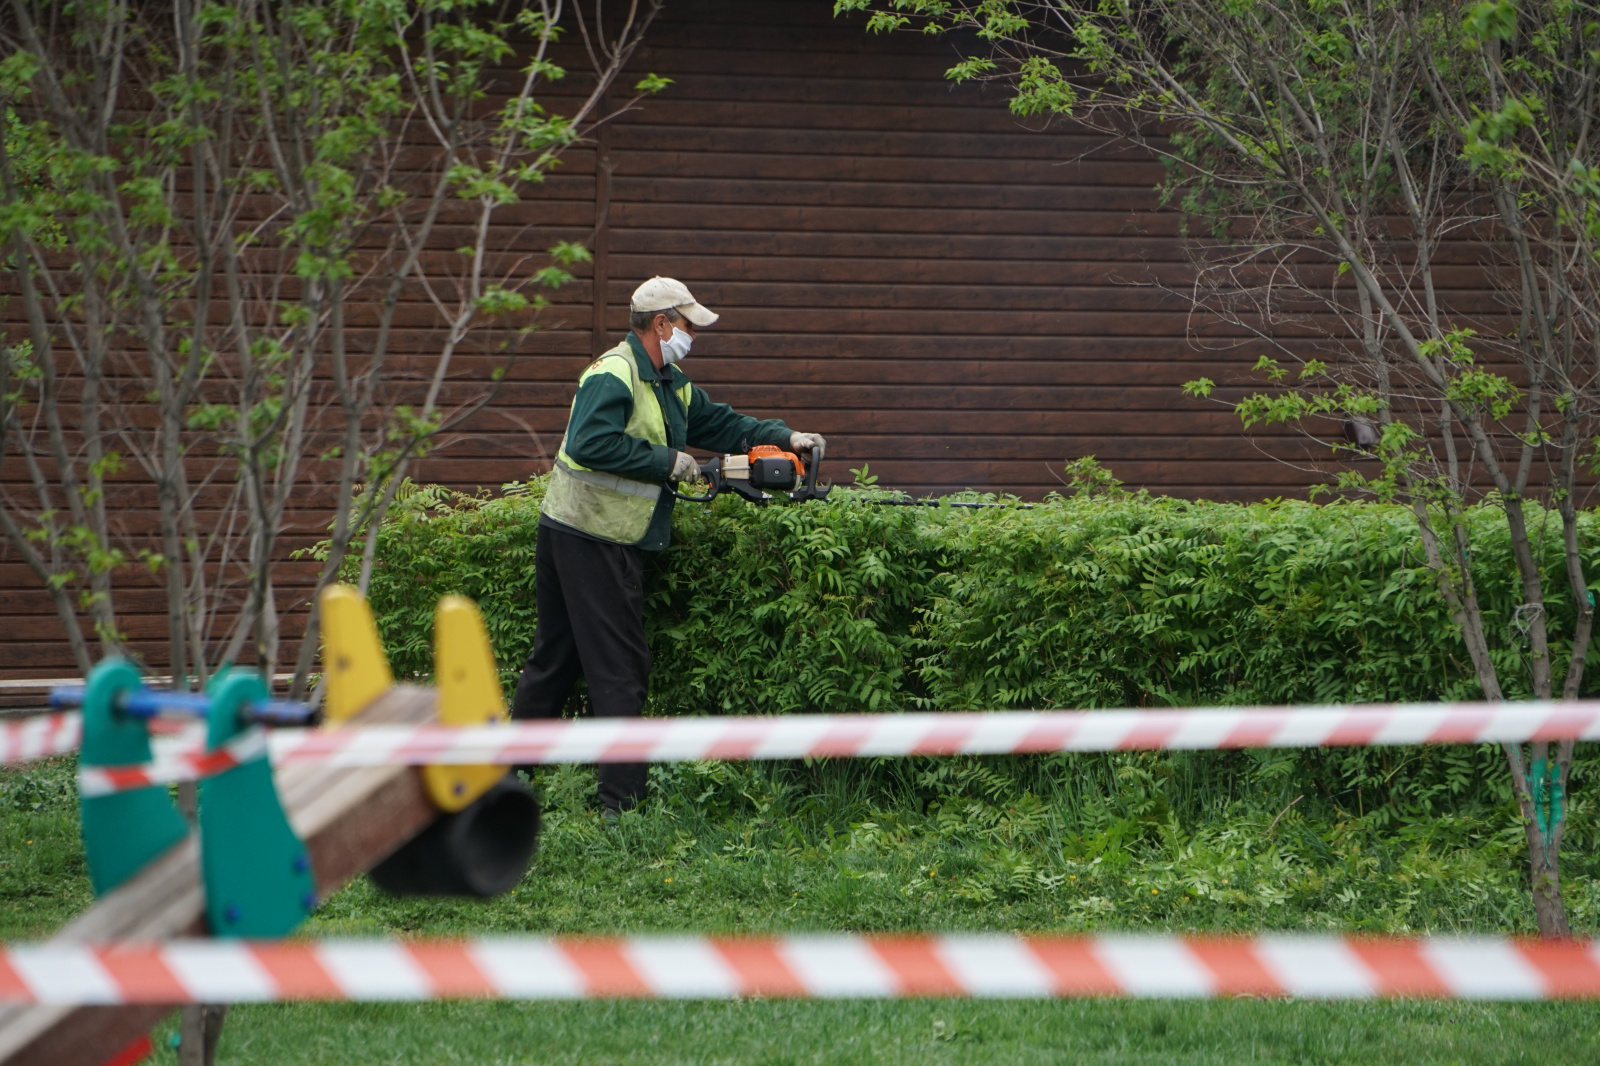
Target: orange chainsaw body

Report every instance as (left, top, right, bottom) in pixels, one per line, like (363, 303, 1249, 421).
(673, 443, 828, 504)
(745, 444, 806, 481)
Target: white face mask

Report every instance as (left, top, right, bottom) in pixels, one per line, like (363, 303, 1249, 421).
(660, 326, 693, 365)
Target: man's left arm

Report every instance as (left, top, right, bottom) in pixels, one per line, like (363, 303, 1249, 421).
(683, 385, 793, 454)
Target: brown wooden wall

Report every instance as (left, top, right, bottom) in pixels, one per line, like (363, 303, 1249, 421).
(412, 0, 1306, 500)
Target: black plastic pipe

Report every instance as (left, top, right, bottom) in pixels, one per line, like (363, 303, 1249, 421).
(370, 776, 541, 897)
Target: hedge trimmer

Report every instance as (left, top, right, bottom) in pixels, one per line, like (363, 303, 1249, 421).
(671, 444, 830, 505)
(669, 447, 1030, 509)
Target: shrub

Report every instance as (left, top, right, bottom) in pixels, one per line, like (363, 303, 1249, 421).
(363, 479, 1600, 711)
(357, 480, 1600, 837)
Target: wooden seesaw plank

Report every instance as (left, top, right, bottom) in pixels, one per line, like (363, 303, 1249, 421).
(0, 684, 440, 1066)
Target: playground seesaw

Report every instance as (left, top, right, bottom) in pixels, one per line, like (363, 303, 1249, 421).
(0, 587, 536, 1066)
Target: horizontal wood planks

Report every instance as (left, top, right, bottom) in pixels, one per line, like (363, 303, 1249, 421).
(409, 0, 1395, 499)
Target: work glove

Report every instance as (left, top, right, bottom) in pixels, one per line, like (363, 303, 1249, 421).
(669, 449, 701, 483)
(789, 431, 827, 460)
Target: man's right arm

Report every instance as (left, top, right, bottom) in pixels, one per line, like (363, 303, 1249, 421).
(562, 368, 674, 483)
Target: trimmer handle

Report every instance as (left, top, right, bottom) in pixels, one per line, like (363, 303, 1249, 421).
(669, 456, 723, 503)
(791, 445, 831, 503)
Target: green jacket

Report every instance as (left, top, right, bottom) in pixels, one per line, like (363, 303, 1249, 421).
(542, 332, 792, 550)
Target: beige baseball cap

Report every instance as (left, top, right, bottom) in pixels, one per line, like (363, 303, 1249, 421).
(630, 276, 719, 327)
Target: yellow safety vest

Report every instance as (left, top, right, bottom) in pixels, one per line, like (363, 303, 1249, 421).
(541, 340, 694, 545)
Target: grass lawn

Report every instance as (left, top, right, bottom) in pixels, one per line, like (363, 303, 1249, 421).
(6, 753, 1600, 1064)
(194, 998, 1600, 1065)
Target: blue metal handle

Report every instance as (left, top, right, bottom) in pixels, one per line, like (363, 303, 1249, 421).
(49, 685, 314, 724)
(250, 700, 317, 725)
(48, 686, 87, 711)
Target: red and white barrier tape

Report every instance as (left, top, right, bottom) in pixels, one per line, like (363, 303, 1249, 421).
(69, 701, 1600, 793)
(14, 702, 1600, 791)
(2, 712, 196, 769)
(0, 712, 81, 766)
(279, 702, 1600, 764)
(2, 934, 1599, 1003)
(76, 728, 267, 797)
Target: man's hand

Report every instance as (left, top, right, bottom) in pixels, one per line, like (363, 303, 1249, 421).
(670, 450, 701, 483)
(789, 431, 827, 459)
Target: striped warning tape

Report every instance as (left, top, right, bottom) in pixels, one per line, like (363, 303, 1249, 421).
(56, 701, 1600, 794)
(1, 712, 196, 769)
(2, 934, 1599, 1003)
(15, 702, 1600, 787)
(0, 712, 81, 766)
(76, 728, 267, 797)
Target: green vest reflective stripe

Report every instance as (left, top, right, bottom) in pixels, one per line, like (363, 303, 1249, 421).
(541, 340, 694, 545)
(553, 458, 664, 498)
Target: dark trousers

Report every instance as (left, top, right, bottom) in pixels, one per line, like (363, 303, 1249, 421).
(511, 524, 651, 811)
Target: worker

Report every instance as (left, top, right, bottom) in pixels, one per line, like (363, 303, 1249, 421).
(511, 277, 826, 817)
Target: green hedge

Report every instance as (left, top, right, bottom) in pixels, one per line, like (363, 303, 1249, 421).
(358, 479, 1600, 872)
(362, 480, 1600, 712)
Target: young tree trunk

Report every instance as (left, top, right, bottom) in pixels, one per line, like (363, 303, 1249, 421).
(1504, 739, 1571, 937)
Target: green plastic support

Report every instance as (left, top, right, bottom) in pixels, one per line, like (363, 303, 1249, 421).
(79, 658, 191, 896)
(198, 669, 316, 938)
